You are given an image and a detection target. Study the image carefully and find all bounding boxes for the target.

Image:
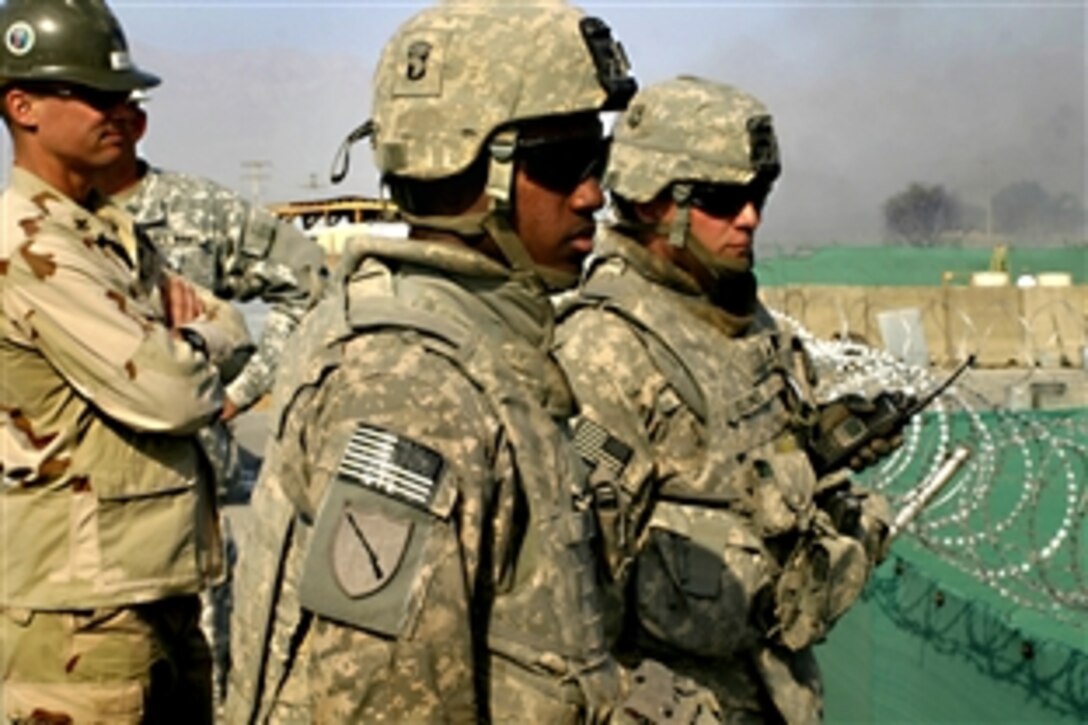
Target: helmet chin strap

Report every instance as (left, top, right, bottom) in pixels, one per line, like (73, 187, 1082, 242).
(667, 184, 692, 249)
(364, 126, 580, 292)
(667, 182, 753, 276)
(663, 183, 759, 323)
(482, 129, 580, 292)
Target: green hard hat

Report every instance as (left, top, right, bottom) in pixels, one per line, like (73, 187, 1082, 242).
(371, 0, 635, 180)
(0, 0, 159, 92)
(606, 75, 780, 202)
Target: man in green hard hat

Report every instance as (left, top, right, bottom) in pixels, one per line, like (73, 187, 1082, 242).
(0, 1, 248, 722)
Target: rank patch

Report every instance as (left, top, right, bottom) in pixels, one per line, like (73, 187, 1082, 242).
(573, 418, 633, 476)
(337, 424, 444, 509)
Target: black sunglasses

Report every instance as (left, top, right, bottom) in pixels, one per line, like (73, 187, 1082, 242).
(517, 135, 611, 193)
(688, 181, 772, 218)
(24, 83, 131, 112)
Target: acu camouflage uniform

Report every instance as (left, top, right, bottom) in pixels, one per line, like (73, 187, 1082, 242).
(116, 165, 326, 702)
(556, 77, 891, 724)
(228, 3, 726, 722)
(117, 164, 326, 412)
(226, 236, 623, 723)
(0, 166, 247, 720)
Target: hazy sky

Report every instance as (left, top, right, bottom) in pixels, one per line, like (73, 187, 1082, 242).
(107, 1, 1085, 249)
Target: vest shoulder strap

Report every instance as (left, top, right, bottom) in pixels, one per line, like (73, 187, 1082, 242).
(572, 274, 709, 422)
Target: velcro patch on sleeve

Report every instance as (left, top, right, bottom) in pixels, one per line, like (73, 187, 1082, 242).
(337, 423, 444, 510)
(572, 418, 633, 477)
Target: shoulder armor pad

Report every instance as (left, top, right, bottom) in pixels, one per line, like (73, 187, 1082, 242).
(571, 273, 708, 421)
(348, 297, 473, 356)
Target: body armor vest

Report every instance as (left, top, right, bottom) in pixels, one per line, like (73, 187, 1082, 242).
(572, 266, 820, 530)
(228, 241, 616, 721)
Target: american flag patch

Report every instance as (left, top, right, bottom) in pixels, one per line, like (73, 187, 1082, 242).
(572, 418, 633, 477)
(337, 424, 444, 509)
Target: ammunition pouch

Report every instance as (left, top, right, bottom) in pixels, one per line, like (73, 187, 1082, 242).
(770, 513, 869, 651)
(634, 504, 772, 659)
(738, 451, 817, 539)
(769, 480, 891, 651)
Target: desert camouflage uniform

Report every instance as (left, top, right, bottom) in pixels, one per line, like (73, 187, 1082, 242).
(117, 164, 326, 412)
(0, 167, 248, 722)
(556, 77, 891, 724)
(226, 237, 623, 723)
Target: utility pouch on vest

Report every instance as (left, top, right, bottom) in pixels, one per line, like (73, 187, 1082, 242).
(740, 451, 817, 539)
(573, 416, 651, 580)
(634, 504, 771, 659)
(770, 517, 869, 651)
(298, 464, 456, 638)
(853, 487, 893, 564)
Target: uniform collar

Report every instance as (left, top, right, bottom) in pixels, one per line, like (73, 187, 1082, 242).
(110, 160, 164, 226)
(590, 224, 704, 298)
(343, 234, 510, 281)
(587, 224, 757, 338)
(10, 167, 115, 239)
(343, 235, 555, 350)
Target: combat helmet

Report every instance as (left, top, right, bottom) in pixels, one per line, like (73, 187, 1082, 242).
(607, 75, 779, 203)
(331, 0, 635, 287)
(0, 0, 158, 91)
(606, 75, 779, 262)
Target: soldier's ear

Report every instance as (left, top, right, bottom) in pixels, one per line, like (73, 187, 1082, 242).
(131, 105, 147, 142)
(3, 88, 38, 128)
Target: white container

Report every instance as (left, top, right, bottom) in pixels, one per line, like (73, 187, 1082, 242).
(1037, 272, 1073, 287)
(970, 271, 1010, 287)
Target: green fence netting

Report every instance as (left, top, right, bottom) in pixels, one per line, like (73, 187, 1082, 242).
(758, 246, 1087, 287)
(818, 407, 1087, 722)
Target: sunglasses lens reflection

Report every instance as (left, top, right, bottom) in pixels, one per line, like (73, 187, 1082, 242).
(520, 138, 610, 192)
(690, 183, 769, 217)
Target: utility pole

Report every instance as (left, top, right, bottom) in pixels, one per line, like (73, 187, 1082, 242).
(986, 195, 993, 242)
(241, 160, 272, 206)
(981, 158, 994, 243)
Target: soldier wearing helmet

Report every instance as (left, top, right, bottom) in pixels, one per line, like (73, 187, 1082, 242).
(555, 76, 893, 723)
(226, 2, 721, 723)
(0, 0, 249, 722)
(93, 87, 327, 708)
